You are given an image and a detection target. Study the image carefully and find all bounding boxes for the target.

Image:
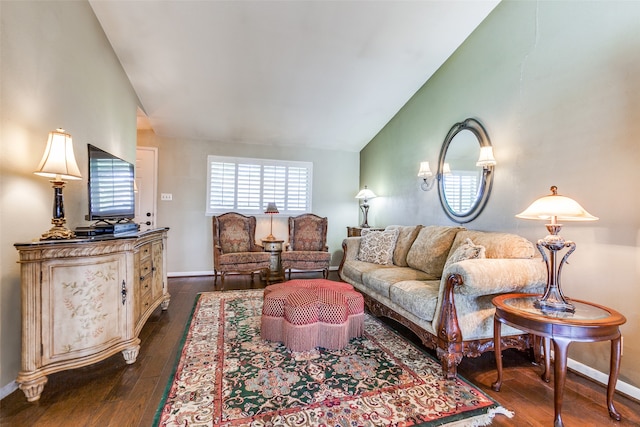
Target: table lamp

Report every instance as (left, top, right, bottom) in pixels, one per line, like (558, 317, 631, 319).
(355, 186, 376, 228)
(516, 186, 598, 313)
(264, 202, 279, 240)
(34, 128, 82, 240)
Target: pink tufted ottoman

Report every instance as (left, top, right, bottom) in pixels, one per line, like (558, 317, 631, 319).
(261, 279, 364, 352)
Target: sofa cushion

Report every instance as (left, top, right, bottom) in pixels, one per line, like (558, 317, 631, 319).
(390, 280, 440, 322)
(449, 230, 536, 259)
(406, 226, 464, 278)
(357, 228, 399, 265)
(385, 225, 423, 267)
(341, 259, 387, 285)
(444, 238, 486, 270)
(363, 267, 436, 298)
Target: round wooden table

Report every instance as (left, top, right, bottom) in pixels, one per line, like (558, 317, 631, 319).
(491, 293, 626, 427)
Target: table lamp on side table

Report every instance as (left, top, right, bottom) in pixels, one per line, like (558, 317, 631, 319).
(264, 202, 279, 241)
(516, 186, 598, 313)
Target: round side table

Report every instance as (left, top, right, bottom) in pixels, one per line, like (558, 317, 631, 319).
(491, 293, 626, 427)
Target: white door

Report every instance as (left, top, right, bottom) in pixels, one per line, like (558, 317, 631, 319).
(135, 147, 158, 231)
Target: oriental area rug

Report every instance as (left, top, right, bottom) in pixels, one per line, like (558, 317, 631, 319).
(154, 289, 513, 427)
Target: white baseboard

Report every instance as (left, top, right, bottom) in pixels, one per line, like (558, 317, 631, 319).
(0, 381, 18, 401)
(567, 358, 640, 401)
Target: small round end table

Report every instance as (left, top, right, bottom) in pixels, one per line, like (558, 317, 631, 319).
(491, 293, 626, 427)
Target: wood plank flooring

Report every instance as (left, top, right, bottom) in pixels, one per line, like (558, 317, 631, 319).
(1, 273, 639, 426)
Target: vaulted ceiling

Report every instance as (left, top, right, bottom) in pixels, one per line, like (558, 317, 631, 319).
(90, 1, 499, 152)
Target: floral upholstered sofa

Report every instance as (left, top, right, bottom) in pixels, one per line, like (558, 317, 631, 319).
(339, 225, 547, 379)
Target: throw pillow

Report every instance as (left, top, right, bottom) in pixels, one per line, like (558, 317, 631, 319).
(406, 226, 464, 277)
(444, 238, 486, 270)
(357, 228, 399, 265)
(385, 225, 423, 267)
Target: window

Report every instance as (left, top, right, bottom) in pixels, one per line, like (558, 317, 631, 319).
(206, 155, 313, 215)
(442, 171, 479, 213)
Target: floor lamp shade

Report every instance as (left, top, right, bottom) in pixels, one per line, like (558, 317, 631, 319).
(34, 129, 82, 240)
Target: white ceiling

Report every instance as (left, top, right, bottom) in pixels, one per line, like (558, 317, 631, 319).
(90, 1, 499, 152)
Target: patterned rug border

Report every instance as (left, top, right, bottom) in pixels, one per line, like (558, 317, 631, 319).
(153, 289, 513, 427)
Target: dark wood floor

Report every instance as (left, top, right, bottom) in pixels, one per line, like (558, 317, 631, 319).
(2, 272, 639, 427)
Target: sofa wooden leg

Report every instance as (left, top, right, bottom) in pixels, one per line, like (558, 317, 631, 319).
(437, 348, 462, 379)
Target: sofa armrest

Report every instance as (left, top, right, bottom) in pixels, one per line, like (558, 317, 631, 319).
(443, 258, 547, 297)
(342, 236, 361, 261)
(339, 237, 361, 276)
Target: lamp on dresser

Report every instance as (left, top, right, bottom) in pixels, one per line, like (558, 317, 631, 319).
(516, 185, 598, 313)
(34, 128, 82, 240)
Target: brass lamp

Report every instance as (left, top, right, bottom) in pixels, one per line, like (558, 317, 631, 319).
(34, 128, 82, 240)
(264, 202, 279, 241)
(516, 186, 598, 313)
(355, 186, 376, 228)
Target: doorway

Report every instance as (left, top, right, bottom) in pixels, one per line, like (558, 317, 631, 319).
(135, 147, 158, 231)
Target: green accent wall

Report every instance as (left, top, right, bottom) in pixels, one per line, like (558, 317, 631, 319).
(360, 0, 640, 388)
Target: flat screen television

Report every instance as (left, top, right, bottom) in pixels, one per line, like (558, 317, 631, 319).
(86, 144, 135, 222)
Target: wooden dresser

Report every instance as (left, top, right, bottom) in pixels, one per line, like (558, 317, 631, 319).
(14, 228, 170, 402)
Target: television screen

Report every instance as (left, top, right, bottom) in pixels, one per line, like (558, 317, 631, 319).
(87, 144, 135, 222)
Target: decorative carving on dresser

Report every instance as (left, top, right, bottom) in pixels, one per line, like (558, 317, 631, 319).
(14, 228, 170, 402)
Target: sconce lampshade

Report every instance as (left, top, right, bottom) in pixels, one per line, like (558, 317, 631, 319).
(34, 129, 82, 180)
(476, 146, 497, 168)
(417, 162, 433, 178)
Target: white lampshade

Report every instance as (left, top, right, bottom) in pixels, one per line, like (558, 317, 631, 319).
(417, 162, 433, 178)
(355, 186, 376, 200)
(34, 128, 82, 180)
(442, 163, 452, 175)
(516, 186, 598, 222)
(476, 146, 497, 167)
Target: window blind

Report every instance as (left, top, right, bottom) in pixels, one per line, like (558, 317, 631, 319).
(206, 156, 312, 215)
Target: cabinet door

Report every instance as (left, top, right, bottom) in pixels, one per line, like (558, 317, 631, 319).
(41, 254, 127, 365)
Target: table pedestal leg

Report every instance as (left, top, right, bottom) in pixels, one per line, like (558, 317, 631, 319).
(552, 338, 571, 427)
(491, 315, 503, 392)
(608, 335, 622, 421)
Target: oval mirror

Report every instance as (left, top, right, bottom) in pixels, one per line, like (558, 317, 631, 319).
(437, 118, 494, 223)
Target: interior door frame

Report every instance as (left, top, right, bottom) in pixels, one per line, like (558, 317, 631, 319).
(135, 146, 158, 230)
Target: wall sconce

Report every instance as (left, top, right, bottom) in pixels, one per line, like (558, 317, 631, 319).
(476, 146, 497, 168)
(34, 128, 82, 240)
(264, 202, 279, 241)
(516, 186, 598, 313)
(418, 162, 435, 191)
(355, 186, 376, 228)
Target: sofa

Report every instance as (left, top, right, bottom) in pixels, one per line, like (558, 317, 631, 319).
(339, 225, 547, 379)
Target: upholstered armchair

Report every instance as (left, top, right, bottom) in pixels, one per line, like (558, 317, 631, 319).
(212, 213, 271, 289)
(280, 213, 332, 280)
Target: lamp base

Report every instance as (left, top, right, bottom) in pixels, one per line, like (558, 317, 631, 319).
(264, 234, 277, 241)
(41, 220, 75, 240)
(534, 298, 575, 314)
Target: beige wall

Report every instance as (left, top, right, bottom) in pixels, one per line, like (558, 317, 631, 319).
(137, 130, 359, 274)
(360, 0, 640, 388)
(0, 1, 140, 392)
